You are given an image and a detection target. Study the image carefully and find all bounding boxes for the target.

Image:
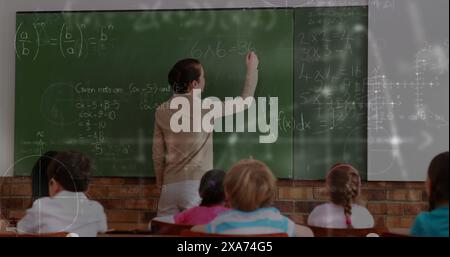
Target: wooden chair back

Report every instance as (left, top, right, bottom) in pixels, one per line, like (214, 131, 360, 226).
(180, 230, 289, 237)
(0, 231, 71, 237)
(150, 220, 194, 235)
(309, 226, 385, 237)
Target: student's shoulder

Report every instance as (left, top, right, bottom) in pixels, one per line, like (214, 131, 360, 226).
(215, 206, 231, 214)
(411, 212, 428, 235)
(310, 202, 332, 214)
(30, 196, 53, 207)
(351, 204, 375, 224)
(177, 207, 197, 217)
(413, 211, 430, 224)
(211, 208, 239, 221)
(352, 204, 374, 216)
(25, 197, 54, 214)
(88, 199, 106, 212)
(307, 203, 332, 225)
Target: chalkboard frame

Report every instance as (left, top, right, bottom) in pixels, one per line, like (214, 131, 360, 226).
(14, 6, 369, 180)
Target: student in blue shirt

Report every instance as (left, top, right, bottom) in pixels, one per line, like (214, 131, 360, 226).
(411, 151, 449, 237)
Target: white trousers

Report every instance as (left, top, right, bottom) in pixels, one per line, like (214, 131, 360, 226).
(156, 180, 201, 217)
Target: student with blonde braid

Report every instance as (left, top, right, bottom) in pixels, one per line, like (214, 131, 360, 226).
(307, 163, 374, 229)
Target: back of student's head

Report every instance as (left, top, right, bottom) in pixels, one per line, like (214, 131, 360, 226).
(326, 163, 362, 228)
(199, 169, 226, 207)
(46, 151, 91, 192)
(31, 150, 58, 201)
(168, 58, 202, 94)
(427, 151, 449, 211)
(224, 159, 276, 212)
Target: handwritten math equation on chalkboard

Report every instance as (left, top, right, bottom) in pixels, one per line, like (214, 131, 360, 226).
(291, 6, 368, 179)
(37, 81, 170, 157)
(14, 8, 282, 62)
(131, 9, 279, 32)
(18, 77, 174, 174)
(15, 21, 116, 60)
(290, 15, 367, 135)
(189, 40, 256, 59)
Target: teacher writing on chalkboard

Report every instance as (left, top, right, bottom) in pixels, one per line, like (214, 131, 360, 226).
(152, 51, 259, 216)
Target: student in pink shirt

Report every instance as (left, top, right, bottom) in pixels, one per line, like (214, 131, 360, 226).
(174, 169, 229, 225)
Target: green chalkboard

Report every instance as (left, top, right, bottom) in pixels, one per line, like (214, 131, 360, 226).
(14, 7, 368, 179)
(14, 9, 293, 178)
(293, 7, 368, 179)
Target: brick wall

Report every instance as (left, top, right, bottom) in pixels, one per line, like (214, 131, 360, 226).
(0, 177, 427, 230)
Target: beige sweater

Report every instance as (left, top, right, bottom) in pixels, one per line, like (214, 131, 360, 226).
(152, 69, 258, 186)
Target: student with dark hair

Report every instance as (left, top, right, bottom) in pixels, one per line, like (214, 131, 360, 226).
(17, 151, 107, 237)
(153, 52, 259, 216)
(31, 151, 58, 202)
(411, 151, 449, 237)
(174, 169, 229, 225)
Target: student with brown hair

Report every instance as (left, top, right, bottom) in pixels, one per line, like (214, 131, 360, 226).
(411, 151, 449, 237)
(17, 151, 107, 237)
(191, 159, 313, 237)
(153, 52, 259, 216)
(307, 163, 374, 229)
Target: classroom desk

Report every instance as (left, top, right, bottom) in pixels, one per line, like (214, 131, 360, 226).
(387, 228, 410, 236)
(98, 230, 180, 237)
(3, 227, 411, 237)
(100, 228, 411, 237)
(98, 233, 178, 237)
